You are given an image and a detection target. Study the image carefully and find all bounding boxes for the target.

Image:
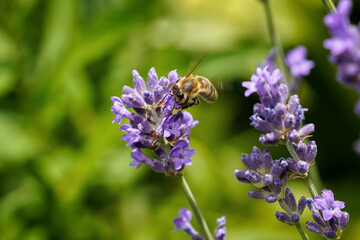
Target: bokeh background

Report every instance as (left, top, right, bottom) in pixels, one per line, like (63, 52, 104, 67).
(1, 0, 360, 239)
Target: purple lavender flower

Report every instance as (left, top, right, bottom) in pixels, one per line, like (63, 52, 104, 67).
(275, 188, 306, 225)
(285, 46, 315, 92)
(234, 146, 287, 203)
(111, 68, 199, 176)
(323, 0, 360, 115)
(173, 208, 227, 240)
(306, 191, 349, 239)
(173, 208, 203, 240)
(286, 46, 315, 79)
(261, 47, 314, 93)
(242, 66, 314, 145)
(161, 111, 199, 142)
(214, 216, 226, 240)
(314, 189, 345, 221)
(277, 140, 318, 178)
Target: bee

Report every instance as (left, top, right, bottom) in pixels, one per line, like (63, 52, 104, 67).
(171, 61, 218, 109)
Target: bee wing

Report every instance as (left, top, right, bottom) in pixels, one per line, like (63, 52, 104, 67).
(186, 55, 207, 77)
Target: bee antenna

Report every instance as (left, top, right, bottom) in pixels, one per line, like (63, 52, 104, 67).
(186, 54, 207, 77)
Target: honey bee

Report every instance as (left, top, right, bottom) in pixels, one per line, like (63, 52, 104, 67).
(171, 61, 218, 109)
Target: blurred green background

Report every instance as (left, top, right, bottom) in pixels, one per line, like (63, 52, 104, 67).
(1, 0, 360, 239)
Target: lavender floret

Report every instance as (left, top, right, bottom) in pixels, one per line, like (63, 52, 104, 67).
(173, 208, 204, 240)
(214, 216, 226, 240)
(286, 46, 315, 79)
(314, 189, 345, 221)
(173, 208, 226, 240)
(275, 188, 307, 226)
(235, 147, 287, 202)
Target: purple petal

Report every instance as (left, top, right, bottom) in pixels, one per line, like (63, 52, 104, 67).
(276, 211, 291, 224)
(265, 194, 277, 203)
(297, 196, 307, 215)
(314, 196, 328, 211)
(324, 228, 337, 239)
(143, 91, 155, 105)
(132, 69, 147, 95)
(306, 221, 324, 235)
(234, 170, 250, 183)
(248, 190, 266, 199)
(168, 70, 179, 84)
(147, 67, 158, 92)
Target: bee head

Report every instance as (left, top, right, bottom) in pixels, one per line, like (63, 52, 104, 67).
(171, 84, 184, 101)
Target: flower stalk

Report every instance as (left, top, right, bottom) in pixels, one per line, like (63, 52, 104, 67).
(263, 0, 292, 86)
(322, 0, 337, 13)
(179, 175, 214, 240)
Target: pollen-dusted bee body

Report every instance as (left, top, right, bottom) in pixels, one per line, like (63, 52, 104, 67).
(171, 74, 218, 109)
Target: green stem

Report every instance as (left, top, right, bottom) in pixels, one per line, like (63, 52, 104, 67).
(179, 175, 213, 240)
(285, 141, 301, 162)
(304, 175, 319, 198)
(286, 142, 319, 198)
(263, 0, 293, 86)
(322, 0, 337, 13)
(278, 199, 309, 240)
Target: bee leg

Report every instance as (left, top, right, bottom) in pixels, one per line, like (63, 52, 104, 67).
(181, 97, 199, 109)
(193, 97, 199, 106)
(180, 97, 190, 109)
(183, 96, 189, 104)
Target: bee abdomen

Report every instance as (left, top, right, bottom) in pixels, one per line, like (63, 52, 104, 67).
(198, 77, 218, 103)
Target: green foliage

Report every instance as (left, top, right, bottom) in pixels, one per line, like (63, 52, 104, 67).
(0, 0, 359, 239)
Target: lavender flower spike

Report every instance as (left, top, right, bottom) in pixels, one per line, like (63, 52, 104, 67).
(242, 66, 313, 145)
(323, 0, 360, 115)
(111, 68, 199, 176)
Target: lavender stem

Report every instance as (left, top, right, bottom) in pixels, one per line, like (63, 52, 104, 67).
(322, 0, 337, 13)
(304, 175, 319, 198)
(263, 0, 293, 86)
(179, 175, 214, 240)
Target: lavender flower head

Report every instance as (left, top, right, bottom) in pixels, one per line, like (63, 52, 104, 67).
(111, 68, 199, 176)
(323, 0, 360, 115)
(173, 208, 226, 240)
(306, 189, 349, 239)
(275, 188, 307, 225)
(242, 66, 314, 145)
(234, 146, 288, 203)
